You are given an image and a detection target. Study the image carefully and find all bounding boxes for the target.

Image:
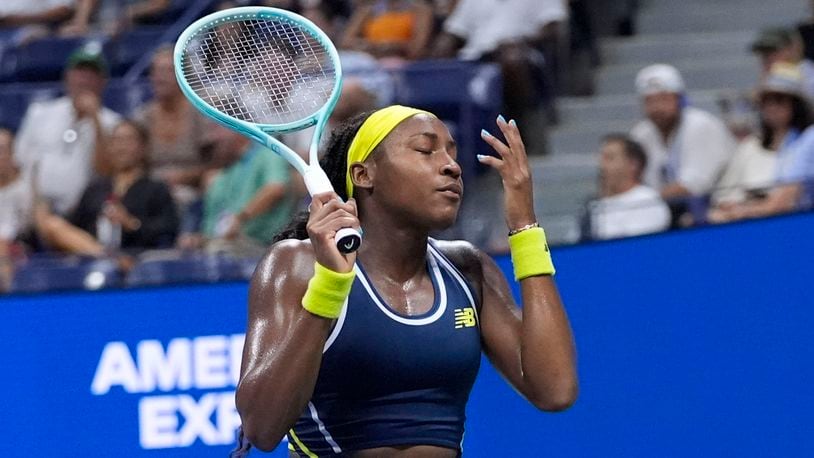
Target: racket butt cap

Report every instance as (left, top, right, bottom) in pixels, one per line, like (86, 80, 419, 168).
(336, 227, 362, 253)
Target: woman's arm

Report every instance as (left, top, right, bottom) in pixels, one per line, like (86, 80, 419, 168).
(405, 2, 434, 59)
(478, 250, 577, 411)
(340, 5, 374, 53)
(235, 241, 332, 451)
(236, 193, 359, 451)
(475, 117, 578, 411)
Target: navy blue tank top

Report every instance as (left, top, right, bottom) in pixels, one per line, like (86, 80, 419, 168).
(287, 241, 482, 456)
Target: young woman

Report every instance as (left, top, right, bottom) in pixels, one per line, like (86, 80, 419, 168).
(234, 106, 578, 457)
(708, 62, 814, 223)
(35, 119, 178, 256)
(341, 0, 434, 61)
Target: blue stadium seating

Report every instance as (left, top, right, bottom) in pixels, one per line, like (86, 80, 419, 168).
(0, 82, 62, 130)
(10, 256, 121, 293)
(0, 78, 153, 129)
(126, 254, 249, 287)
(0, 37, 105, 83)
(104, 27, 168, 77)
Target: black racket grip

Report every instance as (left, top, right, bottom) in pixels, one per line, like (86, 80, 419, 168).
(336, 227, 362, 253)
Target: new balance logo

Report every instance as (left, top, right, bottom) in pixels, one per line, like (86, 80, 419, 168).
(454, 308, 476, 329)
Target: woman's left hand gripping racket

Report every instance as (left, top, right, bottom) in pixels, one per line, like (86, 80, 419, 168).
(174, 6, 362, 253)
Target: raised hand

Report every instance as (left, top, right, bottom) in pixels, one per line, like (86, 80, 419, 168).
(306, 192, 359, 273)
(477, 116, 537, 232)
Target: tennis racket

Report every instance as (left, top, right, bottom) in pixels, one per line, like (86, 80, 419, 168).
(174, 6, 362, 253)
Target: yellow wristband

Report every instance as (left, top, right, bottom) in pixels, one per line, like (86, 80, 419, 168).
(508, 227, 555, 281)
(301, 262, 356, 319)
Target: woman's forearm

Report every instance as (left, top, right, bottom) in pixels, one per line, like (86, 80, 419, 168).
(518, 276, 578, 411)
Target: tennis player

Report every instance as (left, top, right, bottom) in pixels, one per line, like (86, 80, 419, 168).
(234, 105, 578, 457)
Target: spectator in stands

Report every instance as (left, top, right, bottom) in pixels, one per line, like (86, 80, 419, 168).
(585, 134, 671, 240)
(59, 0, 173, 36)
(341, 0, 434, 62)
(709, 63, 814, 219)
(134, 46, 207, 207)
(0, 1, 74, 29)
(0, 1, 76, 45)
(0, 0, 75, 27)
(432, 0, 567, 146)
(303, 1, 394, 107)
(708, 74, 814, 222)
(631, 64, 736, 201)
(34, 119, 178, 257)
(750, 27, 814, 101)
(179, 123, 295, 257)
(0, 127, 33, 290)
(14, 44, 121, 217)
(283, 76, 378, 158)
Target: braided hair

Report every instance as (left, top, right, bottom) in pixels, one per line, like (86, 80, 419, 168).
(271, 110, 375, 243)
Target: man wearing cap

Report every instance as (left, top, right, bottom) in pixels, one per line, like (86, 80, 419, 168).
(630, 63, 736, 202)
(14, 44, 121, 217)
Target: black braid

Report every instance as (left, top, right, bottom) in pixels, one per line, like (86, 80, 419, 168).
(271, 110, 376, 243)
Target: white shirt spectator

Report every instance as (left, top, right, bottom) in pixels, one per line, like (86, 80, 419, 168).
(443, 0, 567, 60)
(14, 96, 120, 215)
(711, 135, 778, 205)
(631, 106, 735, 195)
(589, 185, 671, 240)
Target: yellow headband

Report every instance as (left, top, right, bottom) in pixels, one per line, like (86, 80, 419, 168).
(345, 105, 434, 197)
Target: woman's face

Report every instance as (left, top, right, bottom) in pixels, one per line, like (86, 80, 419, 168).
(109, 123, 146, 172)
(149, 50, 179, 100)
(761, 92, 794, 130)
(365, 115, 463, 230)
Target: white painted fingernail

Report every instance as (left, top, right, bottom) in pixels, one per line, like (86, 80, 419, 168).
(497, 114, 506, 124)
(509, 119, 517, 126)
(481, 129, 491, 138)
(477, 154, 487, 161)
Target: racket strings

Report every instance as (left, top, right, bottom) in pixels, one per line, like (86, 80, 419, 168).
(181, 16, 336, 125)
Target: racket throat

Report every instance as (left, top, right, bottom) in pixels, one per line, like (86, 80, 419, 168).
(303, 167, 334, 197)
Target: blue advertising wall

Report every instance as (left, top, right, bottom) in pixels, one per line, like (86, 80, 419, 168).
(2, 213, 813, 457)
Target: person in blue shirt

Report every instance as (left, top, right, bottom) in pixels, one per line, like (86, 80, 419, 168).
(234, 106, 578, 457)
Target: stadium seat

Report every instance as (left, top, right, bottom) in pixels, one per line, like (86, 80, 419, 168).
(104, 27, 167, 77)
(10, 256, 122, 293)
(125, 254, 246, 287)
(0, 82, 62, 130)
(0, 37, 107, 83)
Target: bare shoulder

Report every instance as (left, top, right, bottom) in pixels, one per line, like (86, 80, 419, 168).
(251, 238, 316, 291)
(433, 239, 485, 281)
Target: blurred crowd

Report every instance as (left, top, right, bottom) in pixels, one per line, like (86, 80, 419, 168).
(1, 0, 813, 292)
(0, 0, 584, 291)
(583, 22, 814, 242)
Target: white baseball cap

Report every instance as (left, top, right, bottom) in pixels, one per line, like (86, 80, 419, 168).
(635, 64, 685, 96)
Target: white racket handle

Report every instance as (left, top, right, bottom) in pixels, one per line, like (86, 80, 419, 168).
(303, 167, 362, 253)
